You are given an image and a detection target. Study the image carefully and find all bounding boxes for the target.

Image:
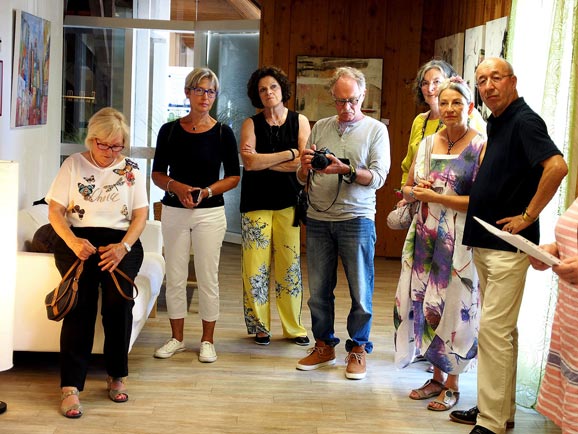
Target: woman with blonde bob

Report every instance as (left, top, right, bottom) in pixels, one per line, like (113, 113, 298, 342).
(152, 67, 240, 363)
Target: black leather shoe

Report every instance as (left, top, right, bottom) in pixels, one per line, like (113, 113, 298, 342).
(450, 406, 479, 425)
(470, 425, 496, 434)
(451, 406, 514, 429)
(255, 335, 270, 345)
(293, 336, 310, 346)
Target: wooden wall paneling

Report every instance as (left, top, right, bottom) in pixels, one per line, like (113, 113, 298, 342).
(456, 1, 469, 35)
(361, 0, 388, 57)
(378, 0, 424, 257)
(288, 0, 329, 57)
(326, 1, 350, 57)
(272, 0, 293, 68)
(345, 0, 374, 57)
(258, 0, 276, 65)
(374, 1, 398, 256)
(287, 0, 330, 110)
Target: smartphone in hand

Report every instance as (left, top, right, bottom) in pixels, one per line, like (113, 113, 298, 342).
(191, 189, 201, 203)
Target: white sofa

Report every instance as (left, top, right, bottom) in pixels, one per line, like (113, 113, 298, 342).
(14, 204, 165, 354)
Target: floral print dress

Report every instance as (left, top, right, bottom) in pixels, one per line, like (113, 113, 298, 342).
(394, 133, 484, 375)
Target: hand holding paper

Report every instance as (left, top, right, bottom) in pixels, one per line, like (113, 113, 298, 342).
(473, 216, 561, 266)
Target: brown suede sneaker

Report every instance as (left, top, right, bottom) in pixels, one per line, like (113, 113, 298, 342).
(345, 345, 366, 380)
(296, 341, 336, 371)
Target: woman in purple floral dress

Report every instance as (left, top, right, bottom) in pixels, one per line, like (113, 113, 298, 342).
(394, 77, 486, 411)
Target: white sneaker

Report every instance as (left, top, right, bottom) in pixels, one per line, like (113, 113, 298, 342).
(198, 341, 217, 363)
(154, 338, 185, 359)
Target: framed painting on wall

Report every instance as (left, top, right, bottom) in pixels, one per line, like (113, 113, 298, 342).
(485, 16, 509, 59)
(295, 56, 383, 122)
(434, 33, 465, 75)
(11, 10, 51, 128)
(464, 25, 486, 116)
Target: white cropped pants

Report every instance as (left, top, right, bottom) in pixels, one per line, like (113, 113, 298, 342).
(161, 205, 226, 322)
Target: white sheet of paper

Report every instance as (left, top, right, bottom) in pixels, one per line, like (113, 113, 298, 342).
(473, 216, 561, 266)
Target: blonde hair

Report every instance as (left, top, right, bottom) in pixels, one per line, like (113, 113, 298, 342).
(184, 67, 220, 93)
(84, 107, 130, 150)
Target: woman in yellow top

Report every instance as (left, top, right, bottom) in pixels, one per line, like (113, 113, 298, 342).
(399, 60, 486, 189)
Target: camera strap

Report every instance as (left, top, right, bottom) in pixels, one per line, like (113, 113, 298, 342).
(306, 171, 344, 213)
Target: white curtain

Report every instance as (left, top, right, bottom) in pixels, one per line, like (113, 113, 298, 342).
(507, 0, 577, 407)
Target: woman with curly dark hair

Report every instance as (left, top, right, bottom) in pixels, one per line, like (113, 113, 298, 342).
(240, 66, 311, 346)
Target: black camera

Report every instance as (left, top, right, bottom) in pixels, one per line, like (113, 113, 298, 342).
(311, 147, 335, 170)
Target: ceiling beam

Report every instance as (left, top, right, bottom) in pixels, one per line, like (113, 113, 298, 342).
(225, 0, 261, 19)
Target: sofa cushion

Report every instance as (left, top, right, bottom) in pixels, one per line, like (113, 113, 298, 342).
(26, 224, 59, 253)
(18, 204, 50, 251)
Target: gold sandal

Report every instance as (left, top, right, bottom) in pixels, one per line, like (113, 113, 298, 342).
(106, 376, 129, 403)
(427, 388, 460, 411)
(60, 387, 83, 418)
(409, 379, 447, 400)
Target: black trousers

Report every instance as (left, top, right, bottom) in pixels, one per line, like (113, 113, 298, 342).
(54, 227, 144, 390)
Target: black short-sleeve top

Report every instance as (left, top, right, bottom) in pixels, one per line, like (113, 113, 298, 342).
(463, 98, 563, 250)
(152, 120, 240, 209)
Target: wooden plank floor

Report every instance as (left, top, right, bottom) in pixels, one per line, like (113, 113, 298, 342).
(0, 243, 561, 434)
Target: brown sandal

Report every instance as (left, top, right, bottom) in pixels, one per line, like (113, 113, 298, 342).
(409, 379, 447, 400)
(427, 388, 460, 411)
(106, 376, 129, 403)
(60, 387, 83, 418)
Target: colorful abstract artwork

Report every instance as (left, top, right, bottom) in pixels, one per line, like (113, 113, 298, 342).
(11, 10, 51, 128)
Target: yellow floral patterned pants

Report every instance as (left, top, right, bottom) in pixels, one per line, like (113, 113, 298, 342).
(241, 207, 307, 338)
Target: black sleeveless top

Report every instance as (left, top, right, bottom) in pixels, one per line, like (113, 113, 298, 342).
(240, 110, 301, 213)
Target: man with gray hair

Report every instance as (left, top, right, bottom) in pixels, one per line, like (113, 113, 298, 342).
(295, 67, 390, 379)
(452, 57, 567, 434)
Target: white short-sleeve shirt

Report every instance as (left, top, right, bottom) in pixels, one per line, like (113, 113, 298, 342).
(46, 153, 149, 230)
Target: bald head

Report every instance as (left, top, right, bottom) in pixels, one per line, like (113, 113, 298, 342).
(475, 57, 518, 117)
(477, 57, 514, 75)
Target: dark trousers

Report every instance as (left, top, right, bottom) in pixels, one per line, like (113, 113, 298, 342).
(54, 227, 143, 390)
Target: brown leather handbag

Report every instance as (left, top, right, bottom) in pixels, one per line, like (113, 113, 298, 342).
(45, 259, 138, 322)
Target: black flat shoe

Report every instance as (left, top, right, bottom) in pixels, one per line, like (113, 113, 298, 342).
(451, 406, 514, 429)
(469, 425, 496, 434)
(255, 335, 270, 345)
(450, 406, 479, 425)
(293, 336, 310, 346)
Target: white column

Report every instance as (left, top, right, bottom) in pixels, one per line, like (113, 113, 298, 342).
(0, 161, 18, 371)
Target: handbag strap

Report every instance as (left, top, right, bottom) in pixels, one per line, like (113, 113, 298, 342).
(58, 258, 137, 301)
(111, 268, 139, 301)
(54, 259, 84, 299)
(423, 135, 433, 178)
(59, 258, 83, 282)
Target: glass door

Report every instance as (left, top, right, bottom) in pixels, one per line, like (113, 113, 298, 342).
(61, 17, 259, 232)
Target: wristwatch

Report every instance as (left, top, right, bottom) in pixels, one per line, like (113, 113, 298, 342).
(343, 165, 357, 184)
(205, 186, 213, 198)
(123, 242, 131, 253)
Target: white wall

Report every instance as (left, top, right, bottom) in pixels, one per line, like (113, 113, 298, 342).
(0, 0, 63, 208)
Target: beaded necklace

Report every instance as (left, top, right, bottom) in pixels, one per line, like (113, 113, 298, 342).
(420, 111, 443, 140)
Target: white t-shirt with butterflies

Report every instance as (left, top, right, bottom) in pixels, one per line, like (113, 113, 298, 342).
(46, 153, 149, 230)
